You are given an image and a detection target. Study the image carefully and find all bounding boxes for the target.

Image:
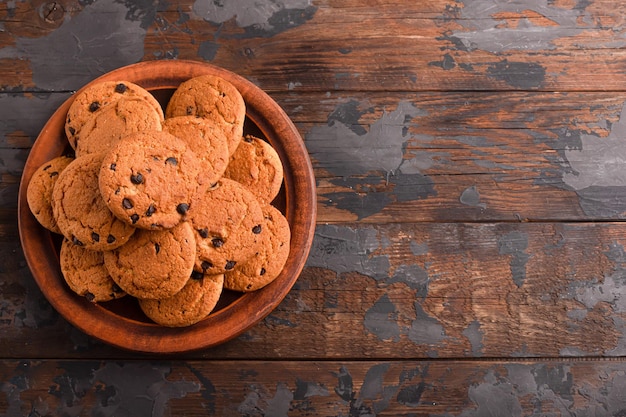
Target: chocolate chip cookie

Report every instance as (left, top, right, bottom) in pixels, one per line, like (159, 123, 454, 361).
(223, 134, 284, 204)
(138, 273, 224, 327)
(74, 97, 163, 157)
(165, 74, 245, 156)
(162, 115, 230, 186)
(26, 155, 74, 234)
(65, 80, 163, 149)
(60, 238, 126, 302)
(224, 205, 290, 292)
(51, 153, 136, 251)
(187, 178, 264, 275)
(98, 130, 201, 230)
(103, 221, 196, 299)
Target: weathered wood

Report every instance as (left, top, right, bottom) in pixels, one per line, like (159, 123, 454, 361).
(2, 359, 626, 416)
(5, 91, 626, 222)
(4, 222, 626, 359)
(2, 1, 626, 92)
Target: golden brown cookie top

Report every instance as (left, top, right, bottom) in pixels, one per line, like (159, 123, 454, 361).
(165, 74, 245, 156)
(65, 80, 164, 149)
(26, 155, 74, 234)
(103, 221, 196, 300)
(60, 239, 126, 303)
(139, 273, 224, 327)
(75, 97, 164, 158)
(51, 153, 136, 251)
(98, 130, 201, 230)
(162, 115, 230, 186)
(187, 178, 264, 275)
(224, 134, 284, 205)
(224, 205, 291, 292)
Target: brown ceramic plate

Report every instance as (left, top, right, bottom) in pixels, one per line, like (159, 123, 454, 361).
(17, 60, 317, 354)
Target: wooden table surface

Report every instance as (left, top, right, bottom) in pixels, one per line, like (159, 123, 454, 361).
(3, 0, 626, 415)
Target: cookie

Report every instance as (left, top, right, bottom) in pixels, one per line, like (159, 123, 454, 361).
(224, 205, 290, 292)
(162, 115, 229, 186)
(26, 155, 74, 234)
(138, 273, 224, 327)
(51, 153, 136, 251)
(223, 134, 284, 204)
(164, 74, 245, 156)
(65, 80, 164, 149)
(74, 97, 163, 158)
(103, 221, 196, 299)
(187, 178, 264, 275)
(60, 238, 126, 302)
(98, 130, 201, 230)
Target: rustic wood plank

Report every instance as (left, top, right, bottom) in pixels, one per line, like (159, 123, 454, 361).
(3, 222, 626, 359)
(1, 1, 626, 92)
(2, 359, 626, 416)
(5, 90, 626, 222)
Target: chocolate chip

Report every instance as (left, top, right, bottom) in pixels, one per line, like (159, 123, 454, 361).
(91, 232, 100, 242)
(72, 236, 83, 246)
(107, 235, 116, 244)
(130, 173, 144, 184)
(145, 204, 156, 217)
(68, 126, 76, 135)
(176, 203, 189, 215)
(211, 238, 224, 248)
(112, 283, 123, 293)
(198, 228, 209, 238)
(165, 157, 178, 166)
(225, 260, 236, 270)
(110, 163, 116, 171)
(155, 243, 160, 254)
(49, 171, 59, 178)
(260, 268, 266, 276)
(89, 101, 100, 112)
(85, 292, 95, 302)
(244, 136, 254, 143)
(130, 214, 139, 224)
(115, 83, 127, 93)
(201, 260, 213, 271)
(252, 225, 262, 234)
(122, 198, 133, 209)
(43, 164, 52, 171)
(191, 270, 204, 280)
(185, 106, 194, 115)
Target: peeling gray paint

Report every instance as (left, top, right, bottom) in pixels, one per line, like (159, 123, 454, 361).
(571, 241, 626, 313)
(306, 224, 390, 281)
(498, 231, 530, 287)
(364, 294, 401, 341)
(460, 185, 487, 209)
(388, 264, 429, 296)
(193, 0, 316, 37)
(307, 100, 428, 177)
(449, 0, 593, 53)
(564, 104, 626, 190)
(294, 379, 329, 400)
(93, 362, 200, 417)
(462, 320, 484, 356)
(486, 60, 546, 89)
(307, 100, 436, 218)
(264, 383, 293, 417)
(460, 370, 523, 417)
(0, 0, 146, 90)
(408, 302, 446, 349)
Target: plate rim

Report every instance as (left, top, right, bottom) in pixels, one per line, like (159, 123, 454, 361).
(17, 59, 317, 354)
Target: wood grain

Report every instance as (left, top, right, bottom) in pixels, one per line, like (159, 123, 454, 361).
(4, 222, 626, 360)
(2, 359, 626, 416)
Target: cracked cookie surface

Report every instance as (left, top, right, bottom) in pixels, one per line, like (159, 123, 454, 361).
(51, 153, 136, 251)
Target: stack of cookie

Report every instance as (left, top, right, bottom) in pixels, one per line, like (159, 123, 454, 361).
(26, 76, 291, 327)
